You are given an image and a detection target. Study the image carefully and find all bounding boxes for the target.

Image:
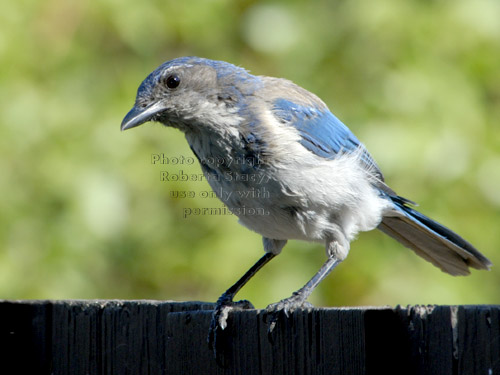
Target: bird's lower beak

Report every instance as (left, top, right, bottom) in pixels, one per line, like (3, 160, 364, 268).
(121, 102, 167, 131)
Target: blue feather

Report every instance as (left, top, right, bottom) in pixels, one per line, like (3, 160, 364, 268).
(272, 98, 359, 157)
(272, 98, 382, 178)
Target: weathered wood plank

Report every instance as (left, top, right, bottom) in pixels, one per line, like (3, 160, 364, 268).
(0, 301, 498, 374)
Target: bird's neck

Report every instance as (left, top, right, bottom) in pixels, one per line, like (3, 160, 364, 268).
(185, 126, 241, 171)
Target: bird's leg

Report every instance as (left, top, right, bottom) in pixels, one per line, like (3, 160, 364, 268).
(266, 239, 346, 334)
(207, 251, 276, 353)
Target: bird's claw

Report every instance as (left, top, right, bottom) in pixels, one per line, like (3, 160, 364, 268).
(265, 294, 313, 336)
(207, 295, 254, 363)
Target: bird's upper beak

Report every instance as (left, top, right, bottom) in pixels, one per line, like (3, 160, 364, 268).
(121, 101, 167, 131)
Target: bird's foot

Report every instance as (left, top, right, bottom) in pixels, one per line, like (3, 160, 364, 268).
(265, 293, 313, 335)
(207, 293, 254, 363)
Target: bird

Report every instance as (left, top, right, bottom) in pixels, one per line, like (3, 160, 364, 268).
(121, 56, 491, 344)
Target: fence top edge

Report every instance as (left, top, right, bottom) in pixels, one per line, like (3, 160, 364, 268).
(0, 300, 498, 311)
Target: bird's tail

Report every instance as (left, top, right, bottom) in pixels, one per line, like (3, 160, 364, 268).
(378, 196, 491, 276)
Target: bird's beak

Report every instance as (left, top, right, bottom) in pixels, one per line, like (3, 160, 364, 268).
(121, 101, 167, 131)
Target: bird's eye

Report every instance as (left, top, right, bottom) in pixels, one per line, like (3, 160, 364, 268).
(165, 74, 180, 89)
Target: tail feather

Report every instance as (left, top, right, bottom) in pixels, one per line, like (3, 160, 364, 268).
(379, 197, 491, 276)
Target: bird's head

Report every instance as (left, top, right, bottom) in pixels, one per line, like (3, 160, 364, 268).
(121, 57, 259, 133)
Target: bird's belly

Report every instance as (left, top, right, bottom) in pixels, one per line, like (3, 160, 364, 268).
(206, 174, 306, 240)
(206, 179, 340, 243)
(204, 163, 390, 244)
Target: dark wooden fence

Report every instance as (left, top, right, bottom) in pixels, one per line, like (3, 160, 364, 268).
(0, 300, 498, 374)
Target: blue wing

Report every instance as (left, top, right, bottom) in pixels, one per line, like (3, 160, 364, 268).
(272, 98, 383, 179)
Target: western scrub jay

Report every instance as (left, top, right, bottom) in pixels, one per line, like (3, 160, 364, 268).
(121, 56, 491, 345)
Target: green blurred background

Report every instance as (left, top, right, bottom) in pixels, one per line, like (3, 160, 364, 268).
(1, 0, 499, 308)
